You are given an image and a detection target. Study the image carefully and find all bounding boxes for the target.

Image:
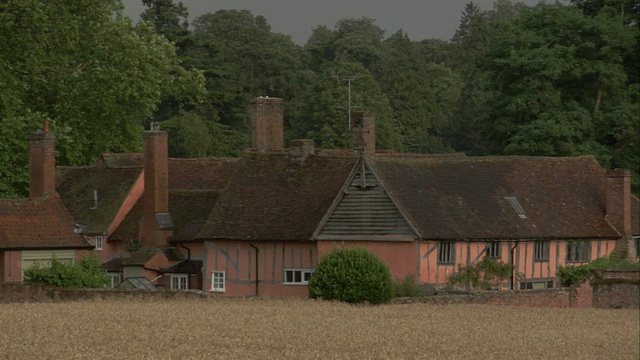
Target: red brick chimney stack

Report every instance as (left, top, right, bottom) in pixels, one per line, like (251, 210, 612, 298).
(351, 112, 375, 157)
(29, 119, 56, 198)
(606, 169, 632, 259)
(251, 97, 284, 152)
(141, 122, 171, 248)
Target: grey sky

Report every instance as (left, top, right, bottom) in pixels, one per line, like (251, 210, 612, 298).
(122, 0, 557, 44)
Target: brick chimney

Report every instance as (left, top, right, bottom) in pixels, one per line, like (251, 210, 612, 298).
(251, 97, 284, 152)
(351, 112, 375, 157)
(29, 119, 56, 198)
(140, 122, 172, 248)
(606, 169, 632, 259)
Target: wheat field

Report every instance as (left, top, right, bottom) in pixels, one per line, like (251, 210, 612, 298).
(0, 297, 637, 359)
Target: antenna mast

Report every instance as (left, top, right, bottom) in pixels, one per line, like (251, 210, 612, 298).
(336, 75, 356, 129)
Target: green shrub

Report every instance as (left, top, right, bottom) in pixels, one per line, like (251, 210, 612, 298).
(394, 274, 423, 297)
(24, 253, 109, 288)
(448, 258, 514, 290)
(558, 251, 640, 286)
(308, 247, 394, 304)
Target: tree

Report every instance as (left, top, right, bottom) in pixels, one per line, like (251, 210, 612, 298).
(377, 31, 460, 154)
(140, 0, 190, 44)
(482, 4, 637, 165)
(0, 0, 199, 197)
(184, 10, 312, 153)
(294, 60, 401, 151)
(309, 247, 395, 304)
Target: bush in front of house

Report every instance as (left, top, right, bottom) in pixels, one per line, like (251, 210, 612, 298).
(308, 247, 395, 304)
(24, 253, 109, 288)
(448, 258, 514, 290)
(558, 251, 640, 286)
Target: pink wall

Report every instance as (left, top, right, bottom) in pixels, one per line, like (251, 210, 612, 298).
(317, 240, 418, 282)
(203, 240, 316, 296)
(0, 251, 22, 282)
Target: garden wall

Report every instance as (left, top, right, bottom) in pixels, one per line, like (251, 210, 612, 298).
(391, 282, 591, 309)
(590, 270, 639, 309)
(1, 270, 638, 309)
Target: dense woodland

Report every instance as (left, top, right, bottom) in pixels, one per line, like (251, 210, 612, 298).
(1, 0, 638, 198)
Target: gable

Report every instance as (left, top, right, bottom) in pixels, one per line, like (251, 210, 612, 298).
(317, 160, 416, 241)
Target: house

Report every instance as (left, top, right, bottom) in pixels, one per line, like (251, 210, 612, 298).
(0, 120, 93, 282)
(55, 97, 639, 294)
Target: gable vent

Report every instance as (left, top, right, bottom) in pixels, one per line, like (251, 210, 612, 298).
(505, 196, 527, 219)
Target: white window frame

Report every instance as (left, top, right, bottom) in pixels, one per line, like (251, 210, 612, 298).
(211, 271, 225, 292)
(107, 273, 122, 289)
(95, 236, 103, 251)
(170, 274, 188, 290)
(283, 269, 314, 285)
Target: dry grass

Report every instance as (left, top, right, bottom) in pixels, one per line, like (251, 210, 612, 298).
(0, 298, 638, 359)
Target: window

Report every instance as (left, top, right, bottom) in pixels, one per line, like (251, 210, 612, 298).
(534, 241, 549, 262)
(284, 269, 314, 285)
(520, 280, 554, 290)
(438, 242, 455, 264)
(635, 237, 640, 258)
(95, 236, 103, 251)
(566, 240, 591, 262)
(107, 273, 121, 289)
(170, 274, 188, 290)
(211, 271, 225, 292)
(486, 242, 502, 259)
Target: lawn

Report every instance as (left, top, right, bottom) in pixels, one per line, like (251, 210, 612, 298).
(0, 297, 637, 359)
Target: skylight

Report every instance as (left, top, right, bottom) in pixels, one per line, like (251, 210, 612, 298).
(505, 196, 527, 219)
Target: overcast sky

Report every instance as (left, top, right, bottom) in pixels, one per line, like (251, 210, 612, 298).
(122, 0, 558, 44)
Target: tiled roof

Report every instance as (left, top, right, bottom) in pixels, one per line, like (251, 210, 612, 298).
(160, 259, 203, 273)
(0, 194, 92, 250)
(99, 153, 144, 167)
(56, 166, 143, 234)
(198, 153, 358, 241)
(169, 158, 242, 190)
(371, 155, 623, 240)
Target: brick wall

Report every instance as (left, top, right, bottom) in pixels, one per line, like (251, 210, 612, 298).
(3, 271, 638, 308)
(0, 283, 207, 303)
(591, 270, 639, 309)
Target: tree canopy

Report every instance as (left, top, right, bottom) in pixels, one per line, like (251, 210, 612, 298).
(1, 0, 637, 197)
(0, 0, 203, 197)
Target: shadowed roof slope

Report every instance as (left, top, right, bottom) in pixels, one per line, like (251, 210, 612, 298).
(198, 154, 358, 241)
(109, 158, 242, 242)
(371, 156, 621, 240)
(0, 194, 92, 249)
(56, 166, 143, 234)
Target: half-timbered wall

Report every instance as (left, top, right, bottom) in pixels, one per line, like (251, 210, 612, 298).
(203, 240, 316, 296)
(419, 239, 617, 288)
